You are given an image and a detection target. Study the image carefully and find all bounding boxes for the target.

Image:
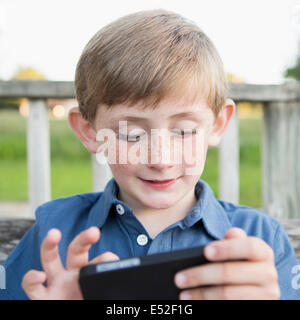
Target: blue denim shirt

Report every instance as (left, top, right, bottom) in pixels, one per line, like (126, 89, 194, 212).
(0, 178, 299, 299)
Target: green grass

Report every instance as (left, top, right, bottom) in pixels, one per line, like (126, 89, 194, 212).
(50, 159, 92, 199)
(0, 159, 92, 200)
(0, 109, 262, 208)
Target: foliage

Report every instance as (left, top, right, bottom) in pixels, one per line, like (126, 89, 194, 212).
(0, 98, 20, 110)
(12, 66, 47, 80)
(284, 42, 300, 81)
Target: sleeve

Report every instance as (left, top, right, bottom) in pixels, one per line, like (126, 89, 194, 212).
(274, 222, 300, 300)
(0, 207, 46, 300)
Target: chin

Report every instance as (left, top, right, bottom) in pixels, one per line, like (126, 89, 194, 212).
(140, 197, 177, 210)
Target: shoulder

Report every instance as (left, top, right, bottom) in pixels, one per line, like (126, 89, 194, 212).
(34, 191, 104, 235)
(217, 200, 299, 265)
(217, 200, 282, 246)
(216, 201, 300, 299)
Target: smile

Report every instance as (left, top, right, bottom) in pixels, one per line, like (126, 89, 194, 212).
(138, 176, 181, 190)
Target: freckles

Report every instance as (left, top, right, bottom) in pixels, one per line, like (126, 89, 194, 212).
(115, 141, 125, 163)
(110, 140, 140, 175)
(112, 163, 135, 175)
(181, 134, 208, 177)
(182, 138, 198, 164)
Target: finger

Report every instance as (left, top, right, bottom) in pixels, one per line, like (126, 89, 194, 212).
(204, 237, 274, 262)
(41, 229, 64, 284)
(179, 284, 280, 300)
(174, 261, 278, 288)
(22, 270, 47, 300)
(89, 251, 120, 265)
(224, 227, 247, 240)
(66, 227, 100, 270)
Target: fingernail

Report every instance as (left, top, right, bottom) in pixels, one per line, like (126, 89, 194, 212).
(48, 228, 58, 236)
(206, 245, 217, 258)
(180, 291, 191, 300)
(175, 273, 186, 287)
(47, 228, 61, 241)
(89, 226, 99, 233)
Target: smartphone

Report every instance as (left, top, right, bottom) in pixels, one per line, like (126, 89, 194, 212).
(79, 245, 208, 300)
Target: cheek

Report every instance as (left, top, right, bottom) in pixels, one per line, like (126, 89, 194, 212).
(111, 140, 143, 174)
(180, 134, 207, 162)
(109, 163, 137, 180)
(180, 133, 209, 176)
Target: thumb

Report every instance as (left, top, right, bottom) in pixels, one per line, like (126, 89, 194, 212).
(89, 251, 120, 265)
(224, 227, 247, 240)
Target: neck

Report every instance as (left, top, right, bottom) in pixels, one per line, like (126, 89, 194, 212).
(139, 190, 197, 221)
(118, 186, 198, 229)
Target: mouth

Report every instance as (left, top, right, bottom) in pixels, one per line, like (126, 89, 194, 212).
(138, 176, 182, 189)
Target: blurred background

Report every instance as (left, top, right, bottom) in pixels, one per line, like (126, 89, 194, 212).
(0, 0, 300, 217)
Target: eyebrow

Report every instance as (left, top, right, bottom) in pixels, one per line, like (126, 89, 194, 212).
(109, 112, 202, 124)
(171, 112, 201, 120)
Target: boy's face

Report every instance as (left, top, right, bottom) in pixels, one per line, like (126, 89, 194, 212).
(69, 96, 234, 211)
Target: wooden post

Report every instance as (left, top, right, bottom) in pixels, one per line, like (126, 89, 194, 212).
(218, 103, 239, 204)
(92, 153, 112, 192)
(262, 101, 300, 219)
(27, 99, 51, 217)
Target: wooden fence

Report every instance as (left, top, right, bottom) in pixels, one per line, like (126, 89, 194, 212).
(0, 80, 299, 219)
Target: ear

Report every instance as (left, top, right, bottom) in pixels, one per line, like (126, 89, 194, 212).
(208, 99, 236, 147)
(68, 107, 99, 154)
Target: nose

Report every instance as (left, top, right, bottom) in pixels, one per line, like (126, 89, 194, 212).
(146, 129, 176, 170)
(146, 160, 174, 170)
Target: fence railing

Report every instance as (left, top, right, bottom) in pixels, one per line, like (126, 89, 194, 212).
(0, 80, 299, 219)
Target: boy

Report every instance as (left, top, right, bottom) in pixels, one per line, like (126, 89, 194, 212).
(1, 9, 299, 300)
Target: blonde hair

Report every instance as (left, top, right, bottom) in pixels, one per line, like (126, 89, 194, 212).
(75, 9, 227, 125)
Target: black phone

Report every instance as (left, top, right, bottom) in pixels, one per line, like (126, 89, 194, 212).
(79, 245, 209, 300)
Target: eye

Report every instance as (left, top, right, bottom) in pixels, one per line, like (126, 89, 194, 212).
(117, 132, 145, 142)
(171, 129, 197, 137)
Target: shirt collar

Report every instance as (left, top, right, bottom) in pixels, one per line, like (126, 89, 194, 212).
(87, 177, 121, 228)
(87, 177, 232, 240)
(190, 179, 232, 240)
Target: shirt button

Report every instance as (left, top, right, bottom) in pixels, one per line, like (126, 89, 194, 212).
(116, 204, 125, 215)
(137, 234, 148, 246)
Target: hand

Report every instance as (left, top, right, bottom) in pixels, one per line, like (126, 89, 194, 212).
(174, 227, 280, 300)
(22, 227, 119, 300)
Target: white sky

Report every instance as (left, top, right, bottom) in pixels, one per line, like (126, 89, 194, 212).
(0, 0, 300, 84)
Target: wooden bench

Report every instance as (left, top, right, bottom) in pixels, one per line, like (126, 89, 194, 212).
(1, 218, 300, 265)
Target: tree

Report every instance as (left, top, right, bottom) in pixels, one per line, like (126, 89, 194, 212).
(284, 42, 300, 81)
(12, 66, 46, 80)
